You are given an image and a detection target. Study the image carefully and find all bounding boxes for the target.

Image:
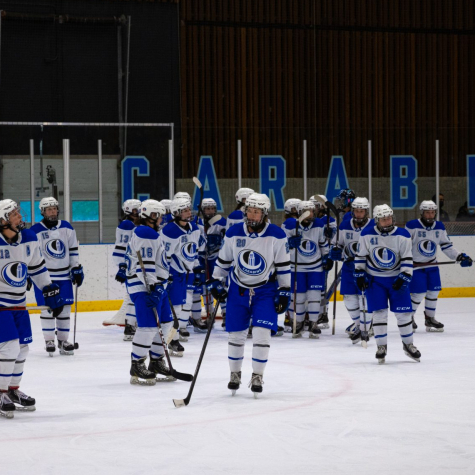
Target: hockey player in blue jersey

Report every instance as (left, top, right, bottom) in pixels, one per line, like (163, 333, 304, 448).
(354, 204, 420, 364)
(226, 187, 254, 230)
(207, 193, 291, 397)
(335, 189, 356, 224)
(111, 199, 141, 341)
(406, 200, 472, 332)
(0, 200, 63, 418)
(330, 197, 374, 344)
(30, 197, 84, 357)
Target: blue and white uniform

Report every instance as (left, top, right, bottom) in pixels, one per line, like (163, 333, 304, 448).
(226, 208, 245, 230)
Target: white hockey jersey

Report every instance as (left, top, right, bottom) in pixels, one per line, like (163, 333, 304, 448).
(0, 229, 52, 307)
(213, 222, 291, 289)
(332, 218, 375, 263)
(30, 220, 79, 281)
(226, 209, 245, 230)
(355, 225, 413, 278)
(205, 216, 227, 262)
(112, 219, 136, 267)
(405, 219, 459, 263)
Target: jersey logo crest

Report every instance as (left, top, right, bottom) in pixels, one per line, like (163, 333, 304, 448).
(371, 247, 398, 270)
(345, 241, 359, 258)
(1, 262, 28, 288)
(45, 239, 66, 259)
(417, 239, 437, 258)
(181, 242, 197, 262)
(237, 250, 267, 276)
(297, 239, 317, 257)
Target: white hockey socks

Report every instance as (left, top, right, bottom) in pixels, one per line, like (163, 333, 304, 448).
(252, 327, 271, 376)
(410, 292, 425, 316)
(131, 327, 156, 360)
(150, 322, 172, 359)
(307, 289, 321, 322)
(125, 292, 137, 327)
(174, 305, 188, 330)
(424, 290, 439, 319)
(9, 344, 28, 388)
(373, 309, 388, 346)
(344, 294, 361, 329)
(295, 293, 307, 323)
(56, 305, 71, 342)
(0, 339, 20, 391)
(191, 291, 202, 322)
(228, 329, 247, 372)
(396, 312, 414, 345)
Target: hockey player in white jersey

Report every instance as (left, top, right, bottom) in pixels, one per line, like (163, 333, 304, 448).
(111, 199, 141, 340)
(0, 200, 64, 418)
(354, 204, 420, 363)
(125, 199, 176, 384)
(226, 187, 254, 230)
(207, 193, 291, 397)
(159, 199, 173, 230)
(406, 200, 472, 332)
(329, 197, 374, 344)
(30, 197, 84, 356)
(283, 200, 331, 338)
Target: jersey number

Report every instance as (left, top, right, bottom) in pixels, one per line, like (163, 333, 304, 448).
(0, 250, 11, 259)
(237, 239, 246, 248)
(370, 237, 379, 245)
(120, 234, 129, 243)
(141, 247, 153, 258)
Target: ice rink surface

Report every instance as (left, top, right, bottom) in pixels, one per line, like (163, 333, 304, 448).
(2, 298, 475, 475)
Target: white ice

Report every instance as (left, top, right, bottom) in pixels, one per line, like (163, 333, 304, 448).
(3, 298, 475, 475)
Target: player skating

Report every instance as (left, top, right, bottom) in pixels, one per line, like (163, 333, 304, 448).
(406, 200, 472, 332)
(0, 200, 64, 418)
(207, 193, 291, 397)
(354, 204, 420, 363)
(30, 197, 84, 356)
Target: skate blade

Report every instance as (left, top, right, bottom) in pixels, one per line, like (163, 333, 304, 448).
(292, 333, 303, 339)
(48, 353, 54, 357)
(193, 328, 207, 334)
(253, 392, 259, 399)
(352, 338, 361, 345)
(272, 332, 284, 337)
(59, 350, 74, 356)
(377, 358, 385, 364)
(169, 350, 184, 358)
(426, 327, 444, 333)
(309, 333, 320, 339)
(284, 327, 292, 333)
(178, 335, 189, 342)
(130, 376, 156, 386)
(317, 323, 330, 329)
(15, 405, 36, 412)
(123, 335, 134, 341)
(404, 352, 421, 362)
(231, 390, 237, 396)
(0, 410, 14, 419)
(361, 341, 368, 349)
(156, 376, 177, 382)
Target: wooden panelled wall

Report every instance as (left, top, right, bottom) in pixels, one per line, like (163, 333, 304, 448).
(179, 0, 475, 178)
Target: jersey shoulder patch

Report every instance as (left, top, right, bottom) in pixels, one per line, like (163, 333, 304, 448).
(216, 217, 227, 226)
(393, 227, 411, 238)
(118, 220, 135, 231)
(135, 225, 159, 240)
(434, 221, 446, 231)
(339, 219, 354, 231)
(282, 218, 297, 230)
(162, 222, 184, 239)
(58, 220, 74, 231)
(20, 228, 39, 243)
(262, 223, 287, 239)
(227, 210, 244, 220)
(405, 219, 422, 230)
(226, 222, 246, 238)
(29, 223, 44, 234)
(361, 225, 378, 237)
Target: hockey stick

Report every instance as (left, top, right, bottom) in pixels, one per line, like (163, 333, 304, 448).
(0, 306, 50, 312)
(325, 267, 343, 302)
(73, 284, 79, 350)
(166, 294, 180, 344)
(413, 261, 456, 269)
(361, 290, 368, 349)
(136, 252, 193, 382)
(320, 206, 333, 319)
(173, 300, 220, 408)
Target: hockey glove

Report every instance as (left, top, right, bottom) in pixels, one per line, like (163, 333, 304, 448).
(457, 253, 473, 268)
(42, 284, 65, 318)
(288, 235, 302, 250)
(193, 266, 206, 287)
(323, 226, 334, 239)
(26, 276, 33, 291)
(392, 272, 412, 291)
(115, 264, 127, 284)
(274, 287, 291, 314)
(330, 246, 343, 261)
(322, 255, 334, 272)
(146, 284, 166, 308)
(353, 270, 371, 291)
(206, 278, 228, 303)
(70, 265, 84, 287)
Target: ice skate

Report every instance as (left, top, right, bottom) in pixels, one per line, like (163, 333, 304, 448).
(123, 320, 136, 341)
(350, 328, 362, 344)
(179, 328, 190, 342)
(375, 344, 387, 364)
(412, 317, 418, 331)
(425, 314, 444, 333)
(403, 342, 421, 362)
(168, 339, 184, 357)
(317, 312, 330, 329)
(272, 325, 284, 337)
(345, 322, 357, 337)
(0, 391, 15, 419)
(228, 371, 242, 396)
(361, 330, 370, 348)
(248, 373, 264, 399)
(283, 312, 292, 333)
(247, 325, 253, 339)
(292, 320, 305, 338)
(308, 321, 321, 339)
(8, 387, 36, 412)
(58, 340, 74, 355)
(191, 317, 208, 333)
(304, 313, 310, 330)
(148, 356, 176, 382)
(130, 358, 156, 386)
(45, 340, 56, 357)
(368, 322, 374, 337)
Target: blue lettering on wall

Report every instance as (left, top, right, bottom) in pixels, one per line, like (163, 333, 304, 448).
(468, 155, 475, 208)
(259, 156, 286, 211)
(121, 156, 150, 202)
(325, 156, 350, 205)
(192, 156, 224, 212)
(390, 155, 418, 209)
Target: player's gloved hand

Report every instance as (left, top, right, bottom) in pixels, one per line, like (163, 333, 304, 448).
(206, 278, 227, 303)
(193, 266, 206, 287)
(330, 246, 343, 261)
(115, 264, 127, 284)
(457, 253, 473, 268)
(26, 276, 33, 291)
(42, 283, 65, 318)
(322, 255, 333, 271)
(146, 284, 166, 308)
(353, 270, 371, 291)
(274, 287, 291, 314)
(323, 227, 334, 239)
(392, 272, 412, 291)
(70, 265, 84, 287)
(288, 235, 302, 250)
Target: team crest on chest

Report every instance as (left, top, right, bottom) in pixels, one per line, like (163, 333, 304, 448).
(297, 239, 317, 257)
(345, 241, 359, 258)
(45, 239, 66, 259)
(372, 247, 398, 270)
(1, 261, 28, 287)
(181, 242, 197, 262)
(237, 250, 267, 276)
(417, 240, 437, 258)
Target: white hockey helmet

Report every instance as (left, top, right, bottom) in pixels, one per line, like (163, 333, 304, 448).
(245, 193, 270, 229)
(284, 198, 301, 214)
(0, 199, 25, 232)
(170, 197, 193, 221)
(373, 204, 395, 232)
(235, 187, 255, 204)
(201, 198, 217, 218)
(351, 197, 370, 224)
(140, 199, 166, 221)
(39, 197, 60, 222)
(297, 200, 315, 220)
(420, 200, 437, 212)
(174, 191, 191, 202)
(310, 195, 327, 210)
(122, 199, 141, 215)
(160, 199, 172, 214)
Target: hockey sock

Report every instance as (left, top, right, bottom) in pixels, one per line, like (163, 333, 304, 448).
(252, 327, 271, 375)
(359, 295, 372, 329)
(228, 329, 247, 372)
(125, 292, 137, 327)
(424, 290, 440, 319)
(410, 292, 425, 315)
(40, 308, 56, 341)
(307, 289, 321, 322)
(344, 294, 361, 329)
(174, 305, 188, 330)
(9, 344, 28, 387)
(0, 340, 20, 391)
(131, 327, 156, 360)
(373, 309, 388, 346)
(192, 291, 202, 321)
(150, 322, 172, 358)
(56, 305, 71, 342)
(396, 312, 414, 345)
(295, 293, 306, 323)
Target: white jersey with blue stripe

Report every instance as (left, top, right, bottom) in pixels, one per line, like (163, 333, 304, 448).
(30, 220, 80, 281)
(213, 222, 291, 289)
(332, 218, 375, 262)
(0, 229, 51, 307)
(205, 216, 227, 261)
(226, 209, 245, 230)
(161, 221, 205, 273)
(282, 218, 329, 272)
(355, 225, 413, 278)
(125, 225, 169, 295)
(112, 219, 135, 267)
(159, 213, 173, 231)
(405, 219, 459, 264)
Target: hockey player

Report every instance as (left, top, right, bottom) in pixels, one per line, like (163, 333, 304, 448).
(111, 199, 141, 341)
(125, 200, 176, 384)
(354, 204, 420, 364)
(283, 200, 331, 338)
(335, 189, 356, 223)
(0, 200, 64, 417)
(406, 200, 472, 332)
(329, 197, 374, 343)
(207, 193, 291, 397)
(30, 197, 84, 356)
(226, 187, 255, 230)
(161, 197, 206, 353)
(159, 199, 173, 230)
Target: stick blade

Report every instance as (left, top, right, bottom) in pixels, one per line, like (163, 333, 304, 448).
(208, 214, 222, 226)
(171, 369, 193, 382)
(298, 210, 311, 223)
(193, 176, 202, 189)
(173, 398, 187, 408)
